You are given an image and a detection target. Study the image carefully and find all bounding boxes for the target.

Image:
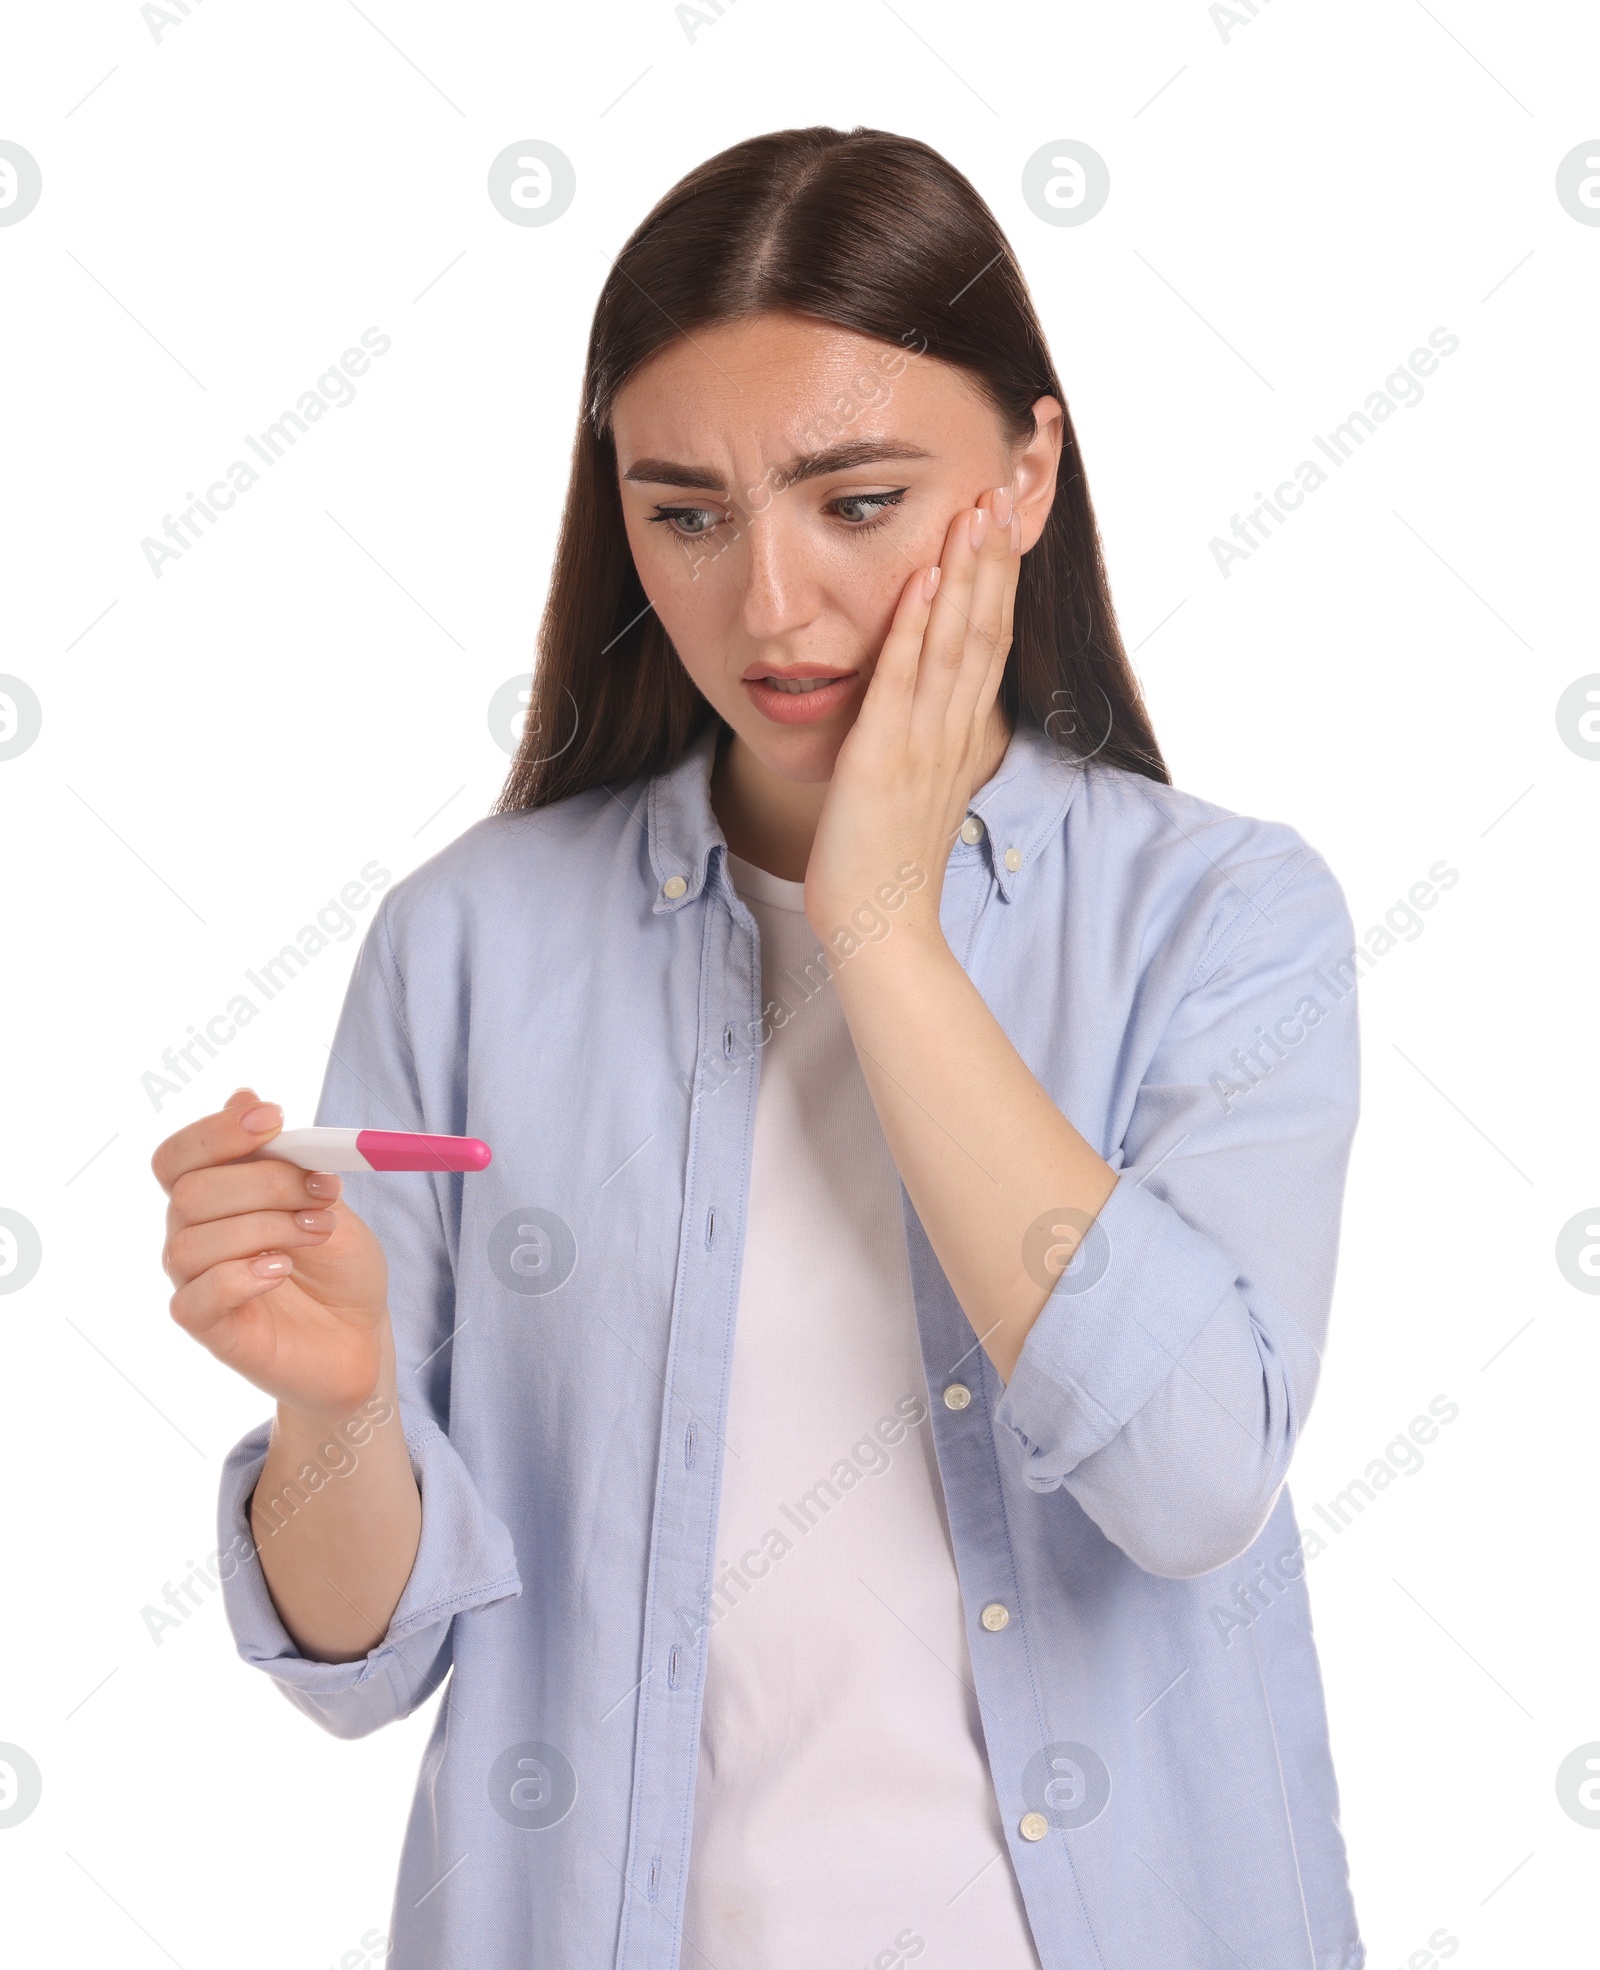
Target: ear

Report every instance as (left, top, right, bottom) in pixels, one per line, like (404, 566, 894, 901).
(1013, 395, 1064, 553)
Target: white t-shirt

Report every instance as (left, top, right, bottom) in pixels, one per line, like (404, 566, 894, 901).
(682, 852, 1043, 1970)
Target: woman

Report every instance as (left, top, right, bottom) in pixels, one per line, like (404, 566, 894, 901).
(154, 127, 1364, 1969)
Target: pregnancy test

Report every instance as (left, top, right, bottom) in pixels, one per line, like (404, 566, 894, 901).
(257, 1128, 492, 1173)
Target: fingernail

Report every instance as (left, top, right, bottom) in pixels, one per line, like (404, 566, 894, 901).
(227, 1087, 257, 1107)
(240, 1102, 282, 1134)
(293, 1210, 326, 1231)
(304, 1172, 341, 1200)
(249, 1252, 291, 1277)
(968, 508, 989, 550)
(992, 485, 1013, 525)
(922, 565, 941, 601)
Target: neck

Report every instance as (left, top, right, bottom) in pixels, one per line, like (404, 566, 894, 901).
(711, 705, 1015, 882)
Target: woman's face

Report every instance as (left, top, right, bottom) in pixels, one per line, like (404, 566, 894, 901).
(611, 312, 1063, 783)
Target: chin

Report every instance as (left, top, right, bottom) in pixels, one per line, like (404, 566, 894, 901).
(738, 719, 849, 785)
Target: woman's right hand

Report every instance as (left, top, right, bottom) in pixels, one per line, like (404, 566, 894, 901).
(152, 1086, 392, 1421)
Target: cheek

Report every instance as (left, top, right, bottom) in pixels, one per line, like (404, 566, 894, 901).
(625, 511, 718, 605)
(825, 549, 903, 653)
(623, 513, 736, 685)
(815, 515, 945, 649)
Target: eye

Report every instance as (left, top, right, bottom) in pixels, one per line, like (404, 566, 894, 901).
(648, 505, 725, 538)
(826, 488, 908, 529)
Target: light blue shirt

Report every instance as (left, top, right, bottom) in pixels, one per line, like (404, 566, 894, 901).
(219, 721, 1365, 1969)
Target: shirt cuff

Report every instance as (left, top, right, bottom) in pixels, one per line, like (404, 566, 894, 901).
(994, 1172, 1240, 1491)
(216, 1398, 521, 1738)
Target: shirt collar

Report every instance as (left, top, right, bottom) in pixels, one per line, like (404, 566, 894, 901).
(644, 719, 1085, 914)
(950, 722, 1085, 901)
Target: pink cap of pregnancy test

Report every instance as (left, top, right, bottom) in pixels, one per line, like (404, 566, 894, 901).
(356, 1130, 493, 1173)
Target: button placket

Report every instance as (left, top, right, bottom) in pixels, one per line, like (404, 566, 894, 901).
(623, 886, 761, 1964)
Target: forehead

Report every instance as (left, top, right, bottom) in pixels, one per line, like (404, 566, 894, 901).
(610, 311, 992, 457)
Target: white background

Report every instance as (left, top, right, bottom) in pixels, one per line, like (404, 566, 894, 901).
(2, 1, 1597, 1964)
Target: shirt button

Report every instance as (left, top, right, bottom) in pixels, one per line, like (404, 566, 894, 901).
(980, 1602, 1010, 1631)
(662, 875, 688, 899)
(959, 814, 985, 845)
(943, 1383, 972, 1410)
(1004, 847, 1022, 872)
(1019, 1812, 1049, 1842)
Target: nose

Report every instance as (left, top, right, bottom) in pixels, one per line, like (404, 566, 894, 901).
(737, 507, 818, 643)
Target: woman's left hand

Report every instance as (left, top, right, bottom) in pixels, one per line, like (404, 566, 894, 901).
(803, 484, 1021, 948)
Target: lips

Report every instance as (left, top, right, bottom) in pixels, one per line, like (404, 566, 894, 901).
(742, 668, 859, 726)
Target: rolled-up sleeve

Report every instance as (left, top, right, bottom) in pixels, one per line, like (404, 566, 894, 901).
(215, 890, 521, 1734)
(217, 1401, 520, 1738)
(995, 845, 1361, 1577)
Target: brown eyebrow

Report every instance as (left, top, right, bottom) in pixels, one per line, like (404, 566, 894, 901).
(621, 441, 933, 494)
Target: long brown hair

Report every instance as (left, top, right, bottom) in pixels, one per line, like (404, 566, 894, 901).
(493, 125, 1167, 813)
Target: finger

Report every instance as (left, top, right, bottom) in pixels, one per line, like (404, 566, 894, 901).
(941, 494, 1009, 734)
(995, 510, 1021, 661)
(167, 1158, 339, 1239)
(856, 561, 941, 739)
(913, 490, 1015, 742)
(948, 495, 1020, 735)
(907, 502, 986, 741)
(150, 1093, 285, 1197)
(981, 510, 1023, 716)
(169, 1254, 297, 1343)
(165, 1205, 337, 1292)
